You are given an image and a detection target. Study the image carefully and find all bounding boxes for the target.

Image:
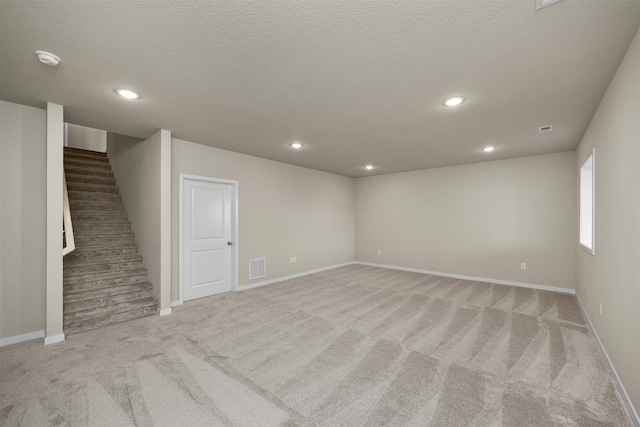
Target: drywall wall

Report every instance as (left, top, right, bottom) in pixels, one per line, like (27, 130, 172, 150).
(0, 101, 47, 339)
(107, 131, 172, 311)
(65, 123, 106, 153)
(576, 28, 639, 416)
(171, 138, 355, 300)
(355, 152, 576, 290)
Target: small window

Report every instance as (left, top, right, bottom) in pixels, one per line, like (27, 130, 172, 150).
(579, 149, 595, 254)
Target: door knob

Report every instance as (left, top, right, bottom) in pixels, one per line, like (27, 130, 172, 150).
(227, 241, 233, 245)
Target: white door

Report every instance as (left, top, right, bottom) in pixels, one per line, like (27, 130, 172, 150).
(183, 178, 235, 301)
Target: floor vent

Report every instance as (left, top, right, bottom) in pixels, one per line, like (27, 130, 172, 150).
(249, 258, 266, 280)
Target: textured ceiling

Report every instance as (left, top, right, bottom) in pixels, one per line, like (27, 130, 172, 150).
(1, 1, 638, 177)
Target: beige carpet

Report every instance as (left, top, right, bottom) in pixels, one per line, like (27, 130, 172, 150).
(0, 265, 633, 426)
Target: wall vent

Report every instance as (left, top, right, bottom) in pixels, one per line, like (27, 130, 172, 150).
(249, 258, 266, 280)
(539, 125, 553, 134)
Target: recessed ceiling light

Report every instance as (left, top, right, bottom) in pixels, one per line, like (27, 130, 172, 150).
(482, 146, 496, 152)
(115, 88, 141, 99)
(290, 142, 303, 149)
(365, 165, 374, 170)
(35, 50, 61, 66)
(444, 96, 465, 107)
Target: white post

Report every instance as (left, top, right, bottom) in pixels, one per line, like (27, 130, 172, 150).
(45, 102, 65, 345)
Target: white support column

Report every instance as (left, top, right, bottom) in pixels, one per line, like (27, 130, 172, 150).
(45, 102, 65, 345)
(159, 130, 172, 315)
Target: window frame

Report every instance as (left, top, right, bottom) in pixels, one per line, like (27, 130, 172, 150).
(579, 149, 595, 255)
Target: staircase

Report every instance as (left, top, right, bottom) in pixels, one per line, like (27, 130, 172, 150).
(63, 147, 157, 335)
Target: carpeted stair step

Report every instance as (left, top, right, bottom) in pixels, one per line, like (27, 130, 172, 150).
(73, 232, 135, 246)
(63, 255, 143, 276)
(63, 252, 142, 268)
(64, 268, 148, 293)
(65, 173, 117, 186)
(63, 303, 157, 336)
(64, 155, 111, 171)
(64, 245, 140, 262)
(72, 241, 137, 251)
(64, 148, 109, 163)
(73, 222, 133, 233)
(63, 164, 114, 178)
(73, 219, 131, 228)
(69, 201, 125, 212)
(63, 297, 156, 325)
(68, 191, 121, 203)
(64, 281, 152, 303)
(63, 158, 110, 168)
(66, 181, 118, 193)
(73, 220, 131, 230)
(71, 211, 129, 222)
(64, 147, 108, 159)
(64, 284, 154, 313)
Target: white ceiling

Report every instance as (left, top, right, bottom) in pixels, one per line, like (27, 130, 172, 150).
(1, 1, 638, 177)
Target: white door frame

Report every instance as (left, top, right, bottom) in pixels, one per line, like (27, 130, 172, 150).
(179, 173, 239, 305)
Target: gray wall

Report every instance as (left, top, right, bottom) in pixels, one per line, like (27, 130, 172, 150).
(171, 138, 355, 300)
(107, 131, 171, 310)
(66, 123, 106, 153)
(0, 101, 47, 339)
(576, 28, 639, 414)
(355, 152, 576, 290)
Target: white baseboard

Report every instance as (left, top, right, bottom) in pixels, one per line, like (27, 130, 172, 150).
(354, 261, 575, 294)
(171, 300, 183, 308)
(157, 308, 172, 316)
(238, 261, 356, 291)
(236, 260, 575, 295)
(575, 294, 639, 426)
(0, 330, 45, 347)
(44, 333, 65, 345)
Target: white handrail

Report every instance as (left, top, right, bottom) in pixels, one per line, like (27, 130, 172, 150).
(62, 173, 75, 256)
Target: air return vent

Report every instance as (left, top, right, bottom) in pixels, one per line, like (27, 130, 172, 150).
(249, 258, 266, 280)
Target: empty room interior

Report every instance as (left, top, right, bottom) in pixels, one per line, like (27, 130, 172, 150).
(1, 1, 639, 426)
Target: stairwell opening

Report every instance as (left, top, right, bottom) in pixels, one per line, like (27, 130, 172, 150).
(63, 147, 157, 335)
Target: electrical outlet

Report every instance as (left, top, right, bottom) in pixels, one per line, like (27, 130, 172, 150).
(520, 263, 527, 270)
(599, 302, 602, 315)
(293, 257, 297, 263)
(378, 249, 382, 255)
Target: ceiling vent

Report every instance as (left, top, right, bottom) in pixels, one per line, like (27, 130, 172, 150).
(249, 258, 266, 280)
(536, 0, 562, 10)
(539, 125, 553, 134)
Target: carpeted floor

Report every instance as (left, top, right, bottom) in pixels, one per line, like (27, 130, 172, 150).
(0, 265, 633, 426)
